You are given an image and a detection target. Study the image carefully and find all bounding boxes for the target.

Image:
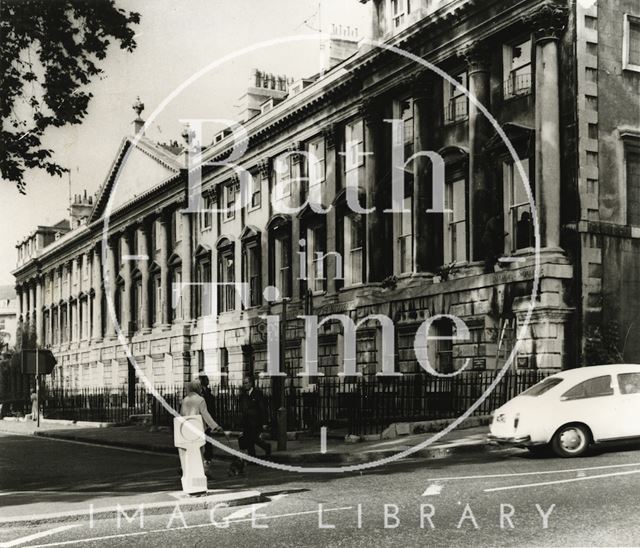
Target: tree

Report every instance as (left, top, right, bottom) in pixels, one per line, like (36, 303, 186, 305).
(1, 0, 140, 193)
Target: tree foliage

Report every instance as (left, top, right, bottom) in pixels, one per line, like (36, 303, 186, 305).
(1, 0, 140, 193)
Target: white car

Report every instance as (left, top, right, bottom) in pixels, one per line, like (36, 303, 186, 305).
(489, 363, 640, 457)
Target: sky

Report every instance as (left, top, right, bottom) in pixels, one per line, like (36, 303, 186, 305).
(0, 0, 368, 286)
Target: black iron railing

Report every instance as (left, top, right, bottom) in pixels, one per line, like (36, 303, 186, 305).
(503, 72, 532, 99)
(34, 369, 547, 434)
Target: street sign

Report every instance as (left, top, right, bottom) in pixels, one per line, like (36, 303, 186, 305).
(21, 349, 57, 375)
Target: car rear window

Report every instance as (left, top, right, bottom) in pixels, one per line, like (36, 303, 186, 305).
(520, 377, 563, 396)
(618, 372, 640, 395)
(561, 375, 614, 400)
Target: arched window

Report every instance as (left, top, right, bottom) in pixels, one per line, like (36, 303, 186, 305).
(60, 303, 68, 344)
(131, 269, 143, 332)
(299, 206, 327, 294)
(440, 146, 469, 265)
(168, 254, 183, 322)
(240, 226, 261, 308)
(267, 215, 291, 299)
(115, 276, 125, 328)
(335, 187, 365, 287)
(51, 306, 58, 346)
(149, 263, 162, 326)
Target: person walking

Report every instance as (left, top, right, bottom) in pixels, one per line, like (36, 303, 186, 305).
(30, 390, 38, 422)
(179, 378, 223, 477)
(239, 376, 271, 458)
(198, 375, 216, 464)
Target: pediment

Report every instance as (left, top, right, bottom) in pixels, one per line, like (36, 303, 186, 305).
(90, 137, 182, 222)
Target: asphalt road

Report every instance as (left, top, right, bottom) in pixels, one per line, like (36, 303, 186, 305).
(1, 433, 640, 547)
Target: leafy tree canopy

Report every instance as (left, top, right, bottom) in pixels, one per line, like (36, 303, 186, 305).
(1, 0, 140, 193)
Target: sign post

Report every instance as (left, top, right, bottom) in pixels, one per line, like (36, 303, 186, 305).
(21, 349, 56, 426)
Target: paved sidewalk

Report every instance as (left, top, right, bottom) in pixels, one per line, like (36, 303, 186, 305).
(0, 416, 496, 465)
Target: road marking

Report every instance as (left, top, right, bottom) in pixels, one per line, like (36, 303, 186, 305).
(429, 460, 640, 481)
(320, 427, 327, 454)
(422, 484, 443, 496)
(27, 506, 354, 547)
(0, 524, 81, 548)
(483, 468, 640, 493)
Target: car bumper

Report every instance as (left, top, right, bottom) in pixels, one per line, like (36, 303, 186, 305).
(487, 434, 535, 447)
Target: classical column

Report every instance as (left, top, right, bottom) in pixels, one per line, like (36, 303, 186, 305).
(288, 148, 302, 301)
(48, 303, 53, 347)
(104, 238, 117, 339)
(137, 222, 151, 333)
(323, 124, 339, 293)
(465, 41, 492, 262)
(35, 275, 43, 345)
(56, 273, 62, 345)
(180, 211, 193, 321)
(159, 211, 171, 327)
(92, 246, 103, 341)
(412, 71, 442, 273)
(72, 257, 79, 297)
(16, 286, 23, 322)
(28, 282, 35, 333)
(531, 4, 567, 249)
(121, 230, 132, 335)
(77, 298, 82, 342)
(362, 98, 388, 282)
(67, 299, 72, 343)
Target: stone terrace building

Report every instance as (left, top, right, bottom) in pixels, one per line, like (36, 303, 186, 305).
(12, 0, 640, 393)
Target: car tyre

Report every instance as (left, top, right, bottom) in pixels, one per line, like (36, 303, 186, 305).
(551, 424, 590, 458)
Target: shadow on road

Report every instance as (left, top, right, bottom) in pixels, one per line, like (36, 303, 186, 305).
(2, 431, 639, 512)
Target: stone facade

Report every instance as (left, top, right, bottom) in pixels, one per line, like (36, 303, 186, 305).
(12, 0, 639, 393)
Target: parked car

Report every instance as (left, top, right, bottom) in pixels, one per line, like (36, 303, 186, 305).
(489, 363, 640, 457)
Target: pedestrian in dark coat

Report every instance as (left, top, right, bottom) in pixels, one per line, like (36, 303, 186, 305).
(239, 376, 271, 458)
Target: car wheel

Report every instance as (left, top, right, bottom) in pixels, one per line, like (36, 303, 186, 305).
(551, 424, 590, 457)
